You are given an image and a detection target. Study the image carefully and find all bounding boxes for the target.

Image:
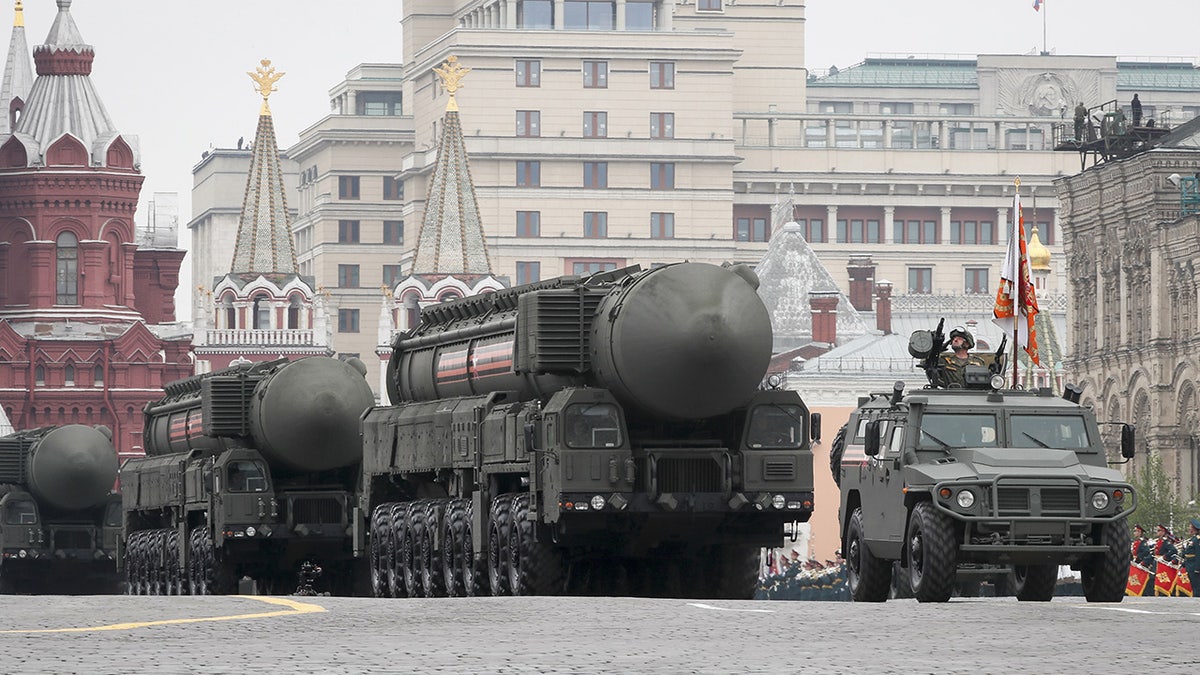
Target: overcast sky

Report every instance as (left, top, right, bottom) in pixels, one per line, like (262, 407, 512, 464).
(7, 1, 1200, 320)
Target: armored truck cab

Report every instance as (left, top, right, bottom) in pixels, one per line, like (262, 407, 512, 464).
(835, 382, 1136, 603)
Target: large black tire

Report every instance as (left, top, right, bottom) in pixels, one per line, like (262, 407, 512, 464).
(387, 503, 409, 598)
(398, 502, 421, 598)
(829, 425, 847, 487)
(1012, 564, 1057, 601)
(1083, 518, 1130, 603)
(906, 502, 958, 603)
(708, 544, 762, 600)
(206, 531, 237, 595)
(188, 529, 206, 595)
(846, 508, 892, 602)
(488, 495, 514, 596)
(890, 560, 913, 599)
(420, 500, 446, 598)
(150, 531, 165, 596)
(369, 504, 391, 598)
(508, 494, 565, 596)
(166, 530, 181, 596)
(441, 498, 468, 597)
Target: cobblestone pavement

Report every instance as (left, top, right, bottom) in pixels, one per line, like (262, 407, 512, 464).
(2, 595, 1200, 674)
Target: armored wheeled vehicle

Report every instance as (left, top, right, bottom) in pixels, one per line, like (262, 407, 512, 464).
(361, 262, 818, 599)
(832, 325, 1136, 603)
(0, 425, 122, 593)
(120, 356, 375, 595)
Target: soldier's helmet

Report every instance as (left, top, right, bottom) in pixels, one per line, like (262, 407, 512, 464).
(949, 326, 975, 350)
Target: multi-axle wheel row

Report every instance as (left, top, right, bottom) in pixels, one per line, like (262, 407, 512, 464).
(125, 528, 232, 596)
(369, 493, 562, 598)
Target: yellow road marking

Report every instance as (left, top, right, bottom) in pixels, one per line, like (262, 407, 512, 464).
(0, 596, 326, 634)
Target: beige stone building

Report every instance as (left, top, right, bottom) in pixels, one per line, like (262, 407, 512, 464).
(1056, 121, 1200, 497)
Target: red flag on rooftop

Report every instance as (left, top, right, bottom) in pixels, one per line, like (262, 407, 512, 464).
(993, 183, 1040, 366)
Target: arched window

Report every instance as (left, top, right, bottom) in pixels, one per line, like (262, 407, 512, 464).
(56, 231, 79, 304)
(253, 296, 271, 330)
(94, 364, 104, 385)
(287, 297, 302, 329)
(34, 364, 45, 385)
(64, 364, 75, 386)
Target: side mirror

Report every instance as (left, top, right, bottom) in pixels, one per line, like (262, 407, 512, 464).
(1121, 424, 1136, 459)
(810, 412, 822, 442)
(864, 420, 881, 457)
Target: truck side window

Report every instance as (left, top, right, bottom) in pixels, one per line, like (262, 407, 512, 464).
(565, 403, 623, 448)
(5, 499, 37, 525)
(888, 426, 905, 456)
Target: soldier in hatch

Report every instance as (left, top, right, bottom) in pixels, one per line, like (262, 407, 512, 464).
(939, 326, 986, 388)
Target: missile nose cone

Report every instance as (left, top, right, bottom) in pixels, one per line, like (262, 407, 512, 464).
(28, 425, 119, 511)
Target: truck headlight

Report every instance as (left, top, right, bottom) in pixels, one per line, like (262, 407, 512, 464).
(590, 495, 607, 511)
(772, 494, 786, 510)
(955, 490, 976, 509)
(245, 526, 257, 537)
(1091, 491, 1110, 510)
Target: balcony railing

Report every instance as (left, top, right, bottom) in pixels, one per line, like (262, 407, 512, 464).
(204, 329, 316, 347)
(734, 113, 1071, 151)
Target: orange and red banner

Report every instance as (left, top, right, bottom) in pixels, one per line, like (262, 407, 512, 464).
(1174, 567, 1193, 597)
(1127, 563, 1151, 596)
(992, 188, 1040, 365)
(1154, 561, 1179, 596)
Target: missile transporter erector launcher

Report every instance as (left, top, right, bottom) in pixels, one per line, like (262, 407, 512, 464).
(361, 262, 818, 599)
(0, 425, 122, 593)
(120, 357, 375, 595)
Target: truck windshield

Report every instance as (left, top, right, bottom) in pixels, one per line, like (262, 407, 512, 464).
(565, 403, 623, 448)
(917, 413, 998, 448)
(746, 404, 806, 448)
(4, 499, 37, 525)
(1009, 414, 1091, 450)
(226, 460, 269, 493)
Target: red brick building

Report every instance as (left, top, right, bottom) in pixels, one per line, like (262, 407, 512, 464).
(0, 1, 190, 459)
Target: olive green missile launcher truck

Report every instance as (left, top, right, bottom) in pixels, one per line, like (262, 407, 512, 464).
(120, 357, 374, 595)
(361, 262, 818, 599)
(833, 324, 1136, 603)
(0, 424, 121, 593)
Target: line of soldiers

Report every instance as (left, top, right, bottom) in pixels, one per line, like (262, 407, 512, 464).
(757, 550, 849, 601)
(1126, 520, 1200, 597)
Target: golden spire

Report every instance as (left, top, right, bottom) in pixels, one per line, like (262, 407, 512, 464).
(1027, 226, 1051, 271)
(247, 59, 285, 116)
(14, 0, 23, 28)
(433, 55, 471, 112)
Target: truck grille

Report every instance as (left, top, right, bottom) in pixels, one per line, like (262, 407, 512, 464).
(54, 529, 93, 550)
(656, 458, 723, 493)
(292, 497, 344, 524)
(763, 459, 797, 481)
(995, 486, 1080, 517)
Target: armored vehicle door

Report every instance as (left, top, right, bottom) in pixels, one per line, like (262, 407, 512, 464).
(860, 417, 908, 559)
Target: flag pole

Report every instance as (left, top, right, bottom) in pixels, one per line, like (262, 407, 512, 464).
(1042, 2, 1048, 55)
(1012, 177, 1021, 389)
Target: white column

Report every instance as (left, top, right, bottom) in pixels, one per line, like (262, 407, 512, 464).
(555, 0, 565, 28)
(884, 206, 895, 242)
(998, 207, 1010, 240)
(827, 206, 839, 242)
(940, 207, 953, 244)
(616, 0, 626, 30)
(660, 0, 673, 30)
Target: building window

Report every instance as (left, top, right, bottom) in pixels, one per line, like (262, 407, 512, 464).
(650, 62, 675, 90)
(338, 264, 361, 288)
(951, 220, 994, 245)
(909, 267, 933, 295)
(939, 103, 974, 116)
(627, 1, 653, 30)
(1033, 221, 1054, 245)
(338, 175, 360, 199)
(516, 59, 542, 87)
(252, 296, 271, 329)
(798, 219, 825, 243)
(383, 221, 404, 245)
(383, 176, 404, 201)
(735, 217, 769, 242)
(584, 161, 608, 188)
(64, 364, 75, 387)
(358, 92, 402, 116)
(965, 268, 990, 295)
(516, 211, 541, 237)
(55, 231, 78, 305)
(338, 220, 360, 243)
(517, 160, 541, 187)
(894, 219, 938, 244)
(650, 112, 674, 139)
(697, 0, 723, 10)
(584, 212, 608, 238)
(571, 260, 621, 275)
(35, 365, 44, 385)
(583, 60, 608, 88)
(650, 162, 674, 189)
(518, 0, 553, 28)
(516, 110, 541, 137)
(287, 298, 300, 329)
(516, 262, 541, 285)
(583, 111, 607, 138)
(383, 264, 404, 287)
(565, 0, 615, 30)
(338, 309, 360, 333)
(836, 219, 883, 244)
(94, 364, 104, 385)
(651, 212, 675, 239)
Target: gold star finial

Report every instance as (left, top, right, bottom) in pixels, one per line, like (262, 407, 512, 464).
(433, 55, 471, 112)
(248, 59, 285, 116)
